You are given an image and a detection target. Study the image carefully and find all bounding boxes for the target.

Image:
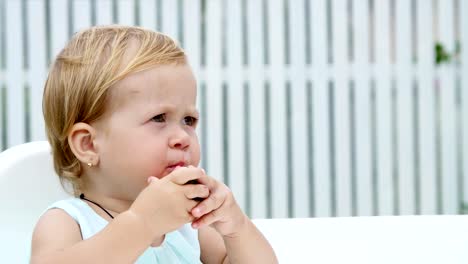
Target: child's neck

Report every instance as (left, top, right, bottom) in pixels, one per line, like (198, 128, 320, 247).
(80, 190, 133, 217)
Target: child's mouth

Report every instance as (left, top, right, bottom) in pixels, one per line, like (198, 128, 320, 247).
(166, 162, 186, 172)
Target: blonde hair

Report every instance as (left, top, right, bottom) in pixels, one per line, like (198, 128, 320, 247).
(43, 25, 187, 195)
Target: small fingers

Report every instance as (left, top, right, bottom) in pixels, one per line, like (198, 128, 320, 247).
(194, 171, 216, 189)
(185, 211, 197, 222)
(191, 190, 225, 218)
(170, 167, 205, 185)
(183, 184, 210, 200)
(186, 199, 200, 216)
(191, 210, 221, 229)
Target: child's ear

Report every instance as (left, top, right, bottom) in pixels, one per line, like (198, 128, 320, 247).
(68, 122, 99, 166)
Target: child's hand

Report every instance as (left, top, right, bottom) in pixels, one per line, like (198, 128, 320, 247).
(128, 167, 210, 239)
(189, 171, 248, 238)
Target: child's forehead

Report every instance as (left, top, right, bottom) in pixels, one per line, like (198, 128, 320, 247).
(108, 64, 197, 108)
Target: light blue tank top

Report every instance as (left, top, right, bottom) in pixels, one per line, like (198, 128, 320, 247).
(47, 198, 202, 264)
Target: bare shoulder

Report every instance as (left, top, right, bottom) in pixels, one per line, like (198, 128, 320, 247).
(30, 208, 82, 262)
(198, 226, 227, 264)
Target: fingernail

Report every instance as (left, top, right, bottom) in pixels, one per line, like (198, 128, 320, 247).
(193, 208, 201, 216)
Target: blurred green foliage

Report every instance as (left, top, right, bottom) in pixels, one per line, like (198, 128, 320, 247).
(435, 41, 461, 65)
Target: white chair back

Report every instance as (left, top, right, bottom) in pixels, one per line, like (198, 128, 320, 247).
(0, 141, 71, 263)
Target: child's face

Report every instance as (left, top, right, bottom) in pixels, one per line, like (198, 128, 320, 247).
(91, 64, 200, 200)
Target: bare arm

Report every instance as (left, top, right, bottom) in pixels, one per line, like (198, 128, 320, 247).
(199, 215, 278, 264)
(222, 216, 277, 263)
(30, 209, 153, 264)
(191, 172, 277, 264)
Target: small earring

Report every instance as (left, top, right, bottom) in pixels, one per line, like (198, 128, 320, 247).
(87, 162, 93, 167)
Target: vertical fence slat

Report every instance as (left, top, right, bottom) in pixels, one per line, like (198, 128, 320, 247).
(417, 0, 436, 214)
(50, 0, 69, 59)
(182, 0, 202, 173)
(332, 0, 352, 217)
(353, 0, 372, 216)
(289, 0, 309, 217)
(204, 0, 223, 183)
(5, 0, 25, 147)
(375, 0, 395, 215)
(118, 0, 135, 25)
(226, 0, 246, 212)
(438, 0, 458, 214)
(246, 0, 267, 218)
(73, 0, 91, 32)
(311, 0, 332, 217)
(461, 0, 468, 211)
(161, 0, 178, 39)
(95, 0, 113, 25)
(268, 0, 288, 218)
(27, 0, 46, 141)
(0, 0, 4, 149)
(395, 0, 415, 215)
(183, 0, 200, 74)
(139, 0, 157, 30)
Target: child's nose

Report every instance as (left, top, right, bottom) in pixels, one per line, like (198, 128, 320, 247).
(169, 128, 190, 150)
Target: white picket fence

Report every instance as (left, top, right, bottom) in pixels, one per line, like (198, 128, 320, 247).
(0, 0, 467, 219)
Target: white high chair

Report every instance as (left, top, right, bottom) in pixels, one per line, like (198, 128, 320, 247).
(1, 141, 468, 263)
(0, 141, 71, 263)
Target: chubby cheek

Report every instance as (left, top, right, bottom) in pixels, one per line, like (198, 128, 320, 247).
(107, 144, 167, 180)
(190, 139, 201, 167)
(136, 151, 168, 179)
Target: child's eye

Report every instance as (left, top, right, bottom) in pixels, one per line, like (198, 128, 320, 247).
(183, 116, 198, 126)
(151, 114, 166, 122)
